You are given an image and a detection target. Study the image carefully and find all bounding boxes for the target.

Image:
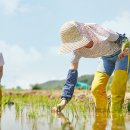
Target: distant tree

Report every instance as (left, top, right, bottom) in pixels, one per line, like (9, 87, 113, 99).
(31, 84, 42, 90)
(16, 86, 22, 90)
(78, 74, 94, 85)
(30, 74, 95, 90)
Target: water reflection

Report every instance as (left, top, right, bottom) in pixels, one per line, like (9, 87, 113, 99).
(111, 113, 126, 130)
(92, 111, 126, 130)
(1, 96, 130, 130)
(92, 112, 107, 130)
(52, 112, 74, 130)
(52, 111, 129, 130)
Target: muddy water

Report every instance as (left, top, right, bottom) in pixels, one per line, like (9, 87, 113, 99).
(1, 105, 130, 130)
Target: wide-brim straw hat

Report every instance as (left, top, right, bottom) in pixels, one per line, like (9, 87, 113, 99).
(58, 21, 90, 54)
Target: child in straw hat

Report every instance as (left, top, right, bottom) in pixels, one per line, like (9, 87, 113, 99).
(52, 21, 130, 113)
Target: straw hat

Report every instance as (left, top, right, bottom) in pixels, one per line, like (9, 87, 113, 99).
(59, 21, 91, 54)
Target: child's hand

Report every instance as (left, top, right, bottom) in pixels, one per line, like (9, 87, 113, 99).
(118, 48, 129, 60)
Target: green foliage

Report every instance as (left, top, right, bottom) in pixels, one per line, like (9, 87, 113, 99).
(31, 84, 42, 90)
(16, 86, 22, 90)
(30, 74, 94, 90)
(40, 80, 65, 90)
(78, 74, 94, 85)
(127, 80, 130, 92)
(30, 73, 130, 91)
(127, 101, 130, 112)
(121, 38, 130, 51)
(27, 110, 38, 119)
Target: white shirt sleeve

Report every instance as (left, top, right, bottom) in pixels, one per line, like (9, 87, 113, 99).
(70, 51, 81, 63)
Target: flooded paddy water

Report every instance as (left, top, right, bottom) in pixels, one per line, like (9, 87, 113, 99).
(0, 91, 130, 130)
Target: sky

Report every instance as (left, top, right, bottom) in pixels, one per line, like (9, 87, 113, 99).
(0, 0, 130, 89)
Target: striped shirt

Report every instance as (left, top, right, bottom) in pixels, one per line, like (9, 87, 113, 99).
(70, 27, 121, 63)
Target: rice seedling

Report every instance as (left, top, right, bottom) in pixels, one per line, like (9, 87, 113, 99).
(1, 90, 130, 130)
(27, 110, 38, 119)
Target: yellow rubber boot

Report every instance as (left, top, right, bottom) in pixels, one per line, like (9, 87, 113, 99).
(110, 70, 128, 113)
(91, 71, 110, 112)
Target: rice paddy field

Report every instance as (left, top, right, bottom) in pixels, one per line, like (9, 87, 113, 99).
(0, 89, 130, 130)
